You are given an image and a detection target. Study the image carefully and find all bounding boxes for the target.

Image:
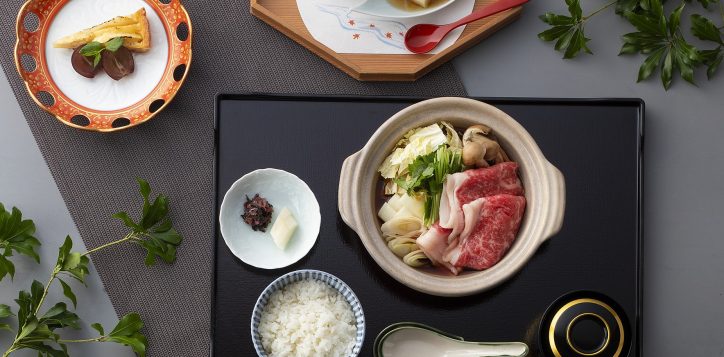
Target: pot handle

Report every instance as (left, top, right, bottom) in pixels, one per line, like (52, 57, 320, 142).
(540, 162, 566, 242)
(338, 151, 361, 232)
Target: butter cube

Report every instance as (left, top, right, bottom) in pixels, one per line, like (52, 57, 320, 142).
(270, 207, 298, 250)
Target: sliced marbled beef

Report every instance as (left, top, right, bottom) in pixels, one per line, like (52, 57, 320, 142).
(438, 162, 524, 240)
(447, 194, 526, 270)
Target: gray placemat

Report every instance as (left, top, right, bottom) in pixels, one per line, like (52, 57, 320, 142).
(0, 1, 467, 356)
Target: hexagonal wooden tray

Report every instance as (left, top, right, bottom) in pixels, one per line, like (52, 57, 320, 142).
(250, 0, 522, 81)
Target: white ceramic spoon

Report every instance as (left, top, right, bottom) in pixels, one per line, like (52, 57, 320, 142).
(351, 0, 456, 18)
(376, 323, 529, 357)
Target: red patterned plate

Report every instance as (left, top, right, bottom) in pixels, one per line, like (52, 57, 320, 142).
(14, 0, 192, 132)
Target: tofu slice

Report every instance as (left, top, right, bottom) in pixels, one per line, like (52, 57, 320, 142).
(270, 208, 298, 250)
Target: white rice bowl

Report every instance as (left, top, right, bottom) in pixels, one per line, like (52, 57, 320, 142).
(252, 271, 365, 357)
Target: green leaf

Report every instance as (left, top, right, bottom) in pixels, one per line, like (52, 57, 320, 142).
(620, 0, 702, 89)
(105, 37, 124, 52)
(91, 322, 105, 335)
(0, 304, 12, 318)
(637, 46, 666, 80)
(108, 179, 183, 266)
(137, 178, 151, 210)
(686, 0, 717, 9)
(691, 14, 723, 44)
(92, 54, 101, 68)
(57, 279, 77, 309)
(113, 211, 140, 230)
(566, 0, 583, 19)
(0, 254, 15, 281)
(40, 302, 80, 330)
(667, 4, 685, 36)
(537, 0, 593, 59)
(0, 304, 12, 333)
(55, 236, 90, 284)
(539, 13, 574, 26)
(703, 48, 723, 78)
(79, 41, 104, 57)
(662, 49, 673, 89)
(0, 204, 41, 281)
(538, 25, 573, 41)
(17, 342, 68, 357)
(107, 334, 147, 357)
(106, 313, 148, 357)
(616, 0, 644, 14)
(109, 313, 144, 337)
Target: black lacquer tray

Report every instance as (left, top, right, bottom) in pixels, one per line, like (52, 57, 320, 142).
(212, 95, 644, 357)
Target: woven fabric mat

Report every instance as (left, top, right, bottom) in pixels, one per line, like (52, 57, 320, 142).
(0, 1, 466, 356)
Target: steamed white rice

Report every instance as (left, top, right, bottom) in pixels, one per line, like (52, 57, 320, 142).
(259, 280, 356, 357)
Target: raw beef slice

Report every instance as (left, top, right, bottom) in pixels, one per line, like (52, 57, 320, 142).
(439, 162, 524, 240)
(449, 194, 526, 270)
(416, 224, 460, 275)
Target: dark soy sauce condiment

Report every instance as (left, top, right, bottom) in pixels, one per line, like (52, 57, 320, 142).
(387, 0, 446, 11)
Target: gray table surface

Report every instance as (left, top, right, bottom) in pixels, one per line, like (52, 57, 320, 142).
(1, 1, 723, 356)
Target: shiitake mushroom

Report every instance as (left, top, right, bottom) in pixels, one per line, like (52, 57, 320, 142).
(102, 46, 135, 80)
(71, 46, 100, 78)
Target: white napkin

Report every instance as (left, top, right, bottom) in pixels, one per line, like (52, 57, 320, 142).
(296, 0, 475, 54)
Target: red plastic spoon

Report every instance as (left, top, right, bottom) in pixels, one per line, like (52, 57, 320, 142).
(404, 0, 529, 54)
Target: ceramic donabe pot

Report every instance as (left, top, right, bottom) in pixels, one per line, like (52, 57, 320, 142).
(338, 97, 566, 297)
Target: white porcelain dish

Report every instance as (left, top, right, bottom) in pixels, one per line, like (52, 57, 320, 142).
(352, 0, 456, 18)
(251, 270, 365, 357)
(219, 169, 321, 269)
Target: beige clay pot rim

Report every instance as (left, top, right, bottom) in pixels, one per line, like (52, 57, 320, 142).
(338, 97, 566, 297)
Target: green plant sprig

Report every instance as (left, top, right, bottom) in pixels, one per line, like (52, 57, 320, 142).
(0, 178, 182, 357)
(79, 37, 125, 68)
(538, 0, 724, 89)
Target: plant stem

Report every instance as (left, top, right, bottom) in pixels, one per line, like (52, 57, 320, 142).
(82, 232, 136, 257)
(34, 267, 59, 315)
(58, 337, 104, 344)
(2, 346, 17, 357)
(583, 0, 617, 20)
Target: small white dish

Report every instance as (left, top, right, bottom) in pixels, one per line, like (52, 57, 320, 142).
(351, 0, 456, 18)
(219, 169, 321, 269)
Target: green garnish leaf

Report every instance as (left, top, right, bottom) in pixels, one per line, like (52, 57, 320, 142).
(80, 38, 125, 68)
(105, 313, 147, 357)
(79, 42, 104, 57)
(0, 203, 41, 282)
(91, 322, 104, 336)
(105, 37, 124, 52)
(538, 0, 592, 59)
(620, 1, 701, 89)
